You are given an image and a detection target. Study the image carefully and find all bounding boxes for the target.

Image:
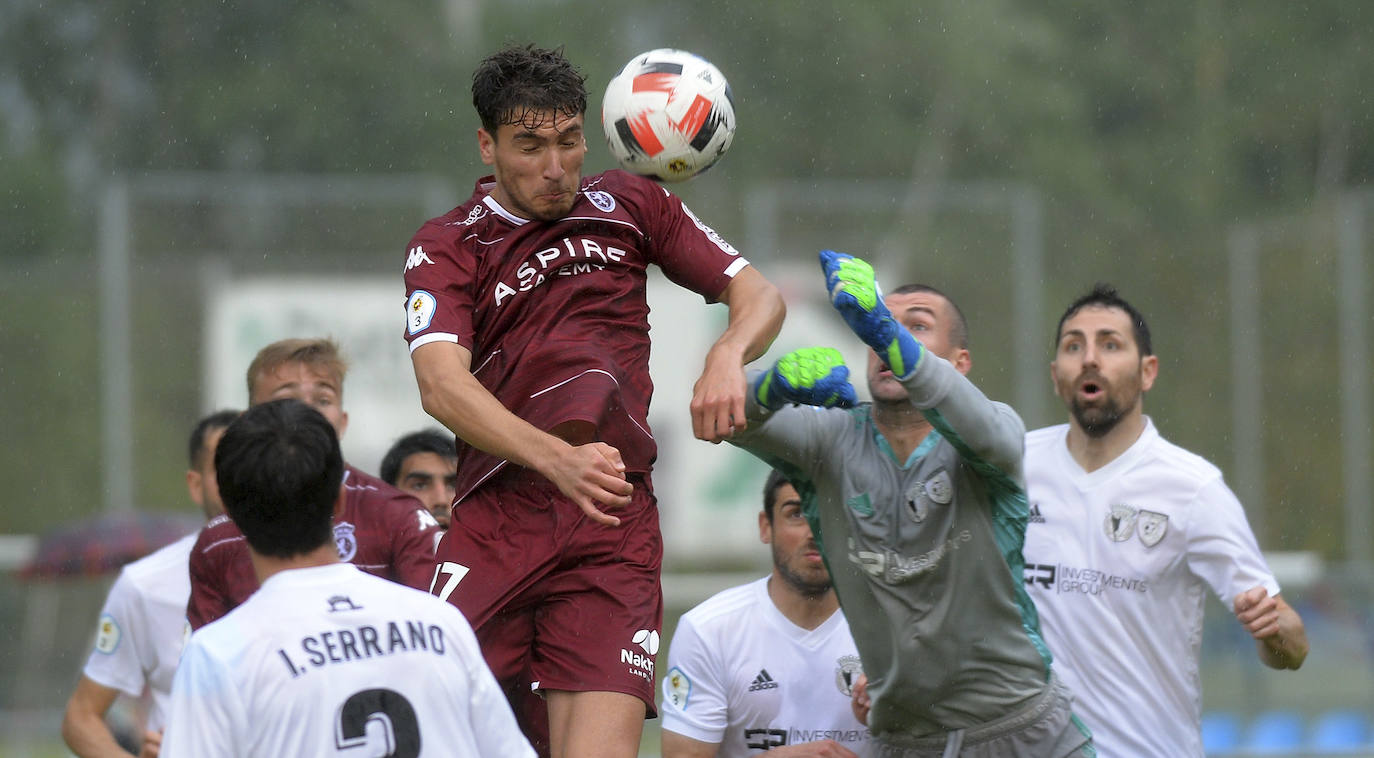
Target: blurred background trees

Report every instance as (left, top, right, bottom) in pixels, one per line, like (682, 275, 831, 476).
(1, 0, 1371, 555)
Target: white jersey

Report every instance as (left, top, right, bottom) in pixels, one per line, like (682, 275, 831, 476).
(81, 532, 196, 731)
(661, 577, 871, 757)
(1022, 419, 1279, 758)
(162, 562, 532, 758)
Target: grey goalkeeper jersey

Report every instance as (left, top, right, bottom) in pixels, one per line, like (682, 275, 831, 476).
(731, 351, 1053, 741)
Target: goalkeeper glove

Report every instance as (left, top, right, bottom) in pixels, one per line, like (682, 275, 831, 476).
(752, 347, 858, 411)
(819, 250, 923, 379)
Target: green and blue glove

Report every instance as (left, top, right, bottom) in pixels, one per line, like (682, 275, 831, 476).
(819, 250, 923, 379)
(752, 347, 858, 411)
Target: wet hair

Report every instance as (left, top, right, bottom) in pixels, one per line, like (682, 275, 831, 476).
(246, 338, 348, 400)
(889, 283, 968, 349)
(472, 44, 588, 135)
(379, 429, 455, 486)
(762, 469, 795, 522)
(187, 409, 240, 469)
(1055, 283, 1153, 356)
(214, 399, 343, 559)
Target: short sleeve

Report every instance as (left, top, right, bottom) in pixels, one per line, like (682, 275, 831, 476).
(81, 570, 151, 697)
(161, 636, 240, 758)
(385, 495, 444, 590)
(1184, 477, 1281, 605)
(450, 610, 537, 757)
(402, 228, 476, 353)
(659, 614, 730, 744)
(636, 180, 749, 301)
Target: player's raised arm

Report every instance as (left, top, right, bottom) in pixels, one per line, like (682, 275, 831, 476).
(410, 340, 633, 525)
(691, 265, 785, 443)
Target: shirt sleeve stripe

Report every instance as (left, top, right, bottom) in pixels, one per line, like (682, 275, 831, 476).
(409, 332, 460, 353)
(723, 257, 750, 278)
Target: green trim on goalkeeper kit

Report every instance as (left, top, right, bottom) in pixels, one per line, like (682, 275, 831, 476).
(754, 370, 775, 406)
(837, 258, 879, 311)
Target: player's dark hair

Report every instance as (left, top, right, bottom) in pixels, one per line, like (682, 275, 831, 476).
(379, 428, 455, 486)
(472, 44, 588, 135)
(1056, 283, 1153, 357)
(215, 399, 343, 559)
(890, 283, 969, 349)
(188, 409, 240, 469)
(762, 469, 794, 523)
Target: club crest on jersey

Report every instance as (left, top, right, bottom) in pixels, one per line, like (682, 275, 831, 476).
(586, 190, 616, 212)
(923, 469, 953, 504)
(406, 290, 437, 335)
(904, 483, 927, 523)
(1104, 504, 1138, 542)
(1137, 510, 1169, 547)
(664, 666, 692, 709)
(95, 613, 121, 654)
(834, 655, 863, 696)
(333, 522, 358, 561)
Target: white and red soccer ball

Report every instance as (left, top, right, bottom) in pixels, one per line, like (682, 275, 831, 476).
(601, 49, 736, 182)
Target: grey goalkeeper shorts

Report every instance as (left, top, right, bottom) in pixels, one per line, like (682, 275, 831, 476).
(872, 674, 1095, 758)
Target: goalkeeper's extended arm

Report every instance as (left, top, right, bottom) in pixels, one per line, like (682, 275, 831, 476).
(819, 250, 923, 379)
(750, 347, 857, 411)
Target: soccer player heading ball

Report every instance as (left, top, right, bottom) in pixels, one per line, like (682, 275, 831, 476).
(401, 44, 785, 758)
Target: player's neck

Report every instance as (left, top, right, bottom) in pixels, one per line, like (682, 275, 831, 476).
(767, 575, 839, 631)
(1065, 411, 1147, 473)
(872, 400, 932, 462)
(249, 543, 343, 585)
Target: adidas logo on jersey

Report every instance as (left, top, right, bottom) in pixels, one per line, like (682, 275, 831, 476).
(1028, 502, 1046, 524)
(748, 669, 779, 692)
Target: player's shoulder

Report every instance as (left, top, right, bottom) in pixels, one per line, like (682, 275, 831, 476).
(192, 514, 245, 556)
(121, 532, 197, 586)
(1024, 424, 1070, 454)
(1136, 419, 1223, 483)
(407, 181, 493, 249)
(680, 577, 768, 632)
(343, 465, 436, 525)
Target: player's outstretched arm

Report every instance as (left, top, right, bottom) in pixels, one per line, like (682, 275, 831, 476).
(1234, 586, 1309, 670)
(692, 266, 786, 443)
(818, 250, 922, 379)
(411, 341, 633, 526)
(752, 348, 857, 411)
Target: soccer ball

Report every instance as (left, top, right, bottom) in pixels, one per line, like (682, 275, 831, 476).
(601, 49, 736, 182)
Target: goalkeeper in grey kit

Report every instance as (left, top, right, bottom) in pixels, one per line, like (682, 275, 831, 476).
(727, 251, 1094, 758)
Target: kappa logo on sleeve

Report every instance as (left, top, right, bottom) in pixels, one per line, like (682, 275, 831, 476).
(404, 245, 435, 272)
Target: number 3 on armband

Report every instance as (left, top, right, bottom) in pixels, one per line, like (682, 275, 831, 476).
(429, 561, 470, 603)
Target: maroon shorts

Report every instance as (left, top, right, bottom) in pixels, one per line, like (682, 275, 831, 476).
(433, 468, 663, 722)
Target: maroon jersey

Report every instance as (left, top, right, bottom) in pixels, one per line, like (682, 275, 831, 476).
(186, 465, 442, 630)
(403, 170, 749, 501)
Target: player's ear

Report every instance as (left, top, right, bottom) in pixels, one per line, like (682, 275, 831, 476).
(186, 469, 204, 508)
(758, 510, 771, 544)
(478, 128, 496, 165)
(1140, 354, 1159, 393)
